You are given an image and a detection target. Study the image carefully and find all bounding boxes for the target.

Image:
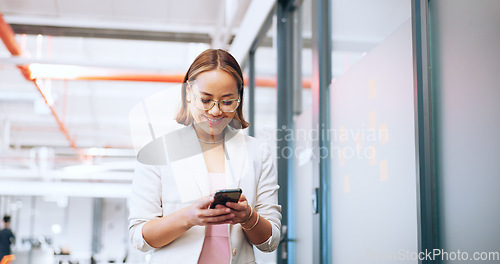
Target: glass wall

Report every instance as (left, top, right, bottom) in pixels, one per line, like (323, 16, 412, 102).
(329, 1, 418, 263)
(429, 0, 500, 263)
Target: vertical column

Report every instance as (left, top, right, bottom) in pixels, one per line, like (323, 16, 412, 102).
(92, 198, 103, 256)
(411, 1, 437, 263)
(28, 196, 36, 264)
(276, 0, 300, 263)
(311, 0, 332, 263)
(293, 5, 303, 116)
(247, 8, 273, 137)
(248, 50, 255, 137)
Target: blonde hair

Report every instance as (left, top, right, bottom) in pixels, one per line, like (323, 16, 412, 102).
(175, 49, 249, 129)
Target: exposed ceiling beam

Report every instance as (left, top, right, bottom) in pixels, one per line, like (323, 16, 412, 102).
(229, 0, 276, 64)
(214, 0, 252, 49)
(10, 24, 212, 43)
(3, 15, 213, 34)
(4, 15, 213, 43)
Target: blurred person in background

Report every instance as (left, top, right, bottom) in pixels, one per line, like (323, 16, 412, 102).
(0, 215, 15, 261)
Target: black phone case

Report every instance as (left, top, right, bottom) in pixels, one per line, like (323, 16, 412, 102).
(210, 188, 242, 209)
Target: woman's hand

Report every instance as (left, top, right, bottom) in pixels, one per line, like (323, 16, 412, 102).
(225, 194, 251, 225)
(184, 196, 235, 227)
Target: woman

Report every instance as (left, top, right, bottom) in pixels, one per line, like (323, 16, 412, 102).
(129, 49, 281, 263)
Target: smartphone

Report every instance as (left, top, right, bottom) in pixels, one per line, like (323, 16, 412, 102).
(209, 188, 242, 209)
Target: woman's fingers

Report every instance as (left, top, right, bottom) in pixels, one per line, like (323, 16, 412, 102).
(225, 199, 251, 224)
(214, 204, 227, 210)
(195, 196, 213, 209)
(238, 194, 248, 202)
(225, 200, 247, 211)
(201, 212, 235, 224)
(186, 196, 232, 226)
(194, 197, 238, 225)
(189, 195, 253, 226)
(204, 207, 231, 217)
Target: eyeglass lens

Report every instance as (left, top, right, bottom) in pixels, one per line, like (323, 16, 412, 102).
(195, 97, 239, 112)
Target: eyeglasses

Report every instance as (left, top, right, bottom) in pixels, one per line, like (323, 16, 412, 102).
(191, 93, 241, 113)
(187, 81, 240, 113)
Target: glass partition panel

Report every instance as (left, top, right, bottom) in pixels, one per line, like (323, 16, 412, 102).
(330, 1, 418, 263)
(429, 0, 500, 263)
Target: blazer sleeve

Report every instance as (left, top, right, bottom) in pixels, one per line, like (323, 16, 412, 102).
(128, 162, 162, 252)
(254, 143, 282, 252)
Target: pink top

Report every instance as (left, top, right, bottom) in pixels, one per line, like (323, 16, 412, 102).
(198, 172, 230, 264)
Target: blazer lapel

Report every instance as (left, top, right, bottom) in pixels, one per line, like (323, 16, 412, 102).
(164, 125, 248, 202)
(224, 127, 249, 189)
(167, 125, 210, 203)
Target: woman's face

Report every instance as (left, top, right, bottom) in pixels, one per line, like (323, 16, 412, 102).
(187, 69, 240, 138)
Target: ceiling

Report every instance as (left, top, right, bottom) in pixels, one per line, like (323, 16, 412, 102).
(0, 0, 410, 197)
(0, 0, 279, 197)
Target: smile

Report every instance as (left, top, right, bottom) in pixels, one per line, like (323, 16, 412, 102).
(207, 117, 222, 122)
(205, 116, 224, 125)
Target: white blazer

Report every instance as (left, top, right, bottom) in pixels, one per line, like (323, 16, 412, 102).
(129, 125, 282, 264)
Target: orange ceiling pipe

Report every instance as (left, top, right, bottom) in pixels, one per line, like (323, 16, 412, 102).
(0, 14, 21, 56)
(0, 13, 83, 158)
(2, 14, 312, 89)
(32, 79, 80, 151)
(0, 14, 31, 80)
(47, 74, 311, 89)
(72, 74, 186, 83)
